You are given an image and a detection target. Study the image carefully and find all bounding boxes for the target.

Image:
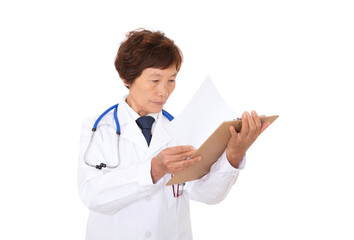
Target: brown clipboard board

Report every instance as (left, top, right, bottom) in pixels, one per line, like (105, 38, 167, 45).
(166, 115, 279, 186)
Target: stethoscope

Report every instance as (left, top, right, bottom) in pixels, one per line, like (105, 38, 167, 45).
(83, 104, 174, 170)
(83, 103, 183, 197)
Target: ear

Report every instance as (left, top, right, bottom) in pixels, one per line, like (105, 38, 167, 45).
(122, 79, 130, 89)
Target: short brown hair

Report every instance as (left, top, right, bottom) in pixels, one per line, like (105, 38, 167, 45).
(114, 29, 183, 85)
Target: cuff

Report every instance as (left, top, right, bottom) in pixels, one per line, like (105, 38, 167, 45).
(208, 151, 235, 173)
(212, 151, 246, 172)
(137, 158, 162, 186)
(237, 155, 246, 169)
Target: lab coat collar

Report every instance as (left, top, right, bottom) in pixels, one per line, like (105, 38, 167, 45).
(117, 96, 173, 155)
(148, 113, 173, 156)
(124, 99, 158, 123)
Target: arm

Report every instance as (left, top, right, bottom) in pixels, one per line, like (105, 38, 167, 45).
(185, 152, 244, 204)
(186, 110, 269, 204)
(77, 120, 161, 215)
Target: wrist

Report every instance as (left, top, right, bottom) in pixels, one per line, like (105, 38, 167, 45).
(151, 156, 165, 183)
(226, 149, 246, 168)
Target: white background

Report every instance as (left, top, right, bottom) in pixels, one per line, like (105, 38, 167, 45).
(1, 0, 353, 239)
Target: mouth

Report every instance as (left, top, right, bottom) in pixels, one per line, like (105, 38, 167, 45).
(152, 102, 165, 107)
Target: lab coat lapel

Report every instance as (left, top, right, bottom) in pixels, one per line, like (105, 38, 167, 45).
(122, 121, 150, 152)
(118, 101, 149, 153)
(148, 113, 173, 156)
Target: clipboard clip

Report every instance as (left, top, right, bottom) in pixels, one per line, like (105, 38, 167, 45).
(234, 115, 265, 121)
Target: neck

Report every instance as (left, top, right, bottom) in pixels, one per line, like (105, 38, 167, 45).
(126, 96, 148, 117)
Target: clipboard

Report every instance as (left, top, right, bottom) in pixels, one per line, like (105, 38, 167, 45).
(166, 115, 279, 186)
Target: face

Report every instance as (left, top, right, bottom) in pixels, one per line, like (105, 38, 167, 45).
(125, 66, 177, 116)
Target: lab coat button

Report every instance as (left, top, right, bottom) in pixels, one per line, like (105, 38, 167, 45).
(146, 196, 151, 201)
(145, 232, 152, 238)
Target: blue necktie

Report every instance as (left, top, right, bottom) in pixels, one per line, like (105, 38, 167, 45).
(136, 116, 155, 146)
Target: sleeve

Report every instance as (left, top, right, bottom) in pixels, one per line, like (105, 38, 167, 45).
(184, 152, 246, 205)
(77, 119, 162, 215)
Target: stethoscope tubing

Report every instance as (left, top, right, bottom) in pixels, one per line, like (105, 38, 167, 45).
(84, 104, 174, 170)
(83, 104, 184, 197)
(93, 104, 120, 133)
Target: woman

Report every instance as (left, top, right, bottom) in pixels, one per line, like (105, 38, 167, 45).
(78, 29, 269, 239)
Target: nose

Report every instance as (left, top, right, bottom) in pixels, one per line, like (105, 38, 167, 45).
(157, 81, 169, 98)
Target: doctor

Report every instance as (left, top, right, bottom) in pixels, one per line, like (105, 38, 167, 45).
(78, 29, 269, 240)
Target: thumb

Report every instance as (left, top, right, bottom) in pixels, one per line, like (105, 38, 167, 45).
(229, 125, 238, 138)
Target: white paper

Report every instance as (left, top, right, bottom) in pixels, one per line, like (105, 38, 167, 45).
(166, 76, 236, 148)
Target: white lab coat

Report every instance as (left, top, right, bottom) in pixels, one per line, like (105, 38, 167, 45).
(78, 97, 242, 240)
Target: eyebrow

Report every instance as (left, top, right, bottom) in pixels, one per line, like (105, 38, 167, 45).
(149, 72, 177, 78)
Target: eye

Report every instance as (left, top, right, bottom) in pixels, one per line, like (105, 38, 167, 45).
(168, 79, 175, 83)
(152, 80, 160, 83)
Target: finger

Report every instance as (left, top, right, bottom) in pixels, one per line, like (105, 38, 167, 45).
(247, 111, 257, 134)
(166, 145, 194, 155)
(166, 149, 196, 162)
(260, 121, 271, 134)
(241, 111, 249, 134)
(251, 110, 262, 133)
(182, 155, 201, 168)
(170, 156, 202, 173)
(190, 149, 199, 158)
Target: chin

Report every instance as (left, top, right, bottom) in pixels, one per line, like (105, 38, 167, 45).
(148, 103, 164, 113)
(149, 106, 163, 113)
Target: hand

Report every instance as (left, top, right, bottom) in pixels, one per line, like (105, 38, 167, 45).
(226, 110, 270, 168)
(151, 145, 201, 183)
